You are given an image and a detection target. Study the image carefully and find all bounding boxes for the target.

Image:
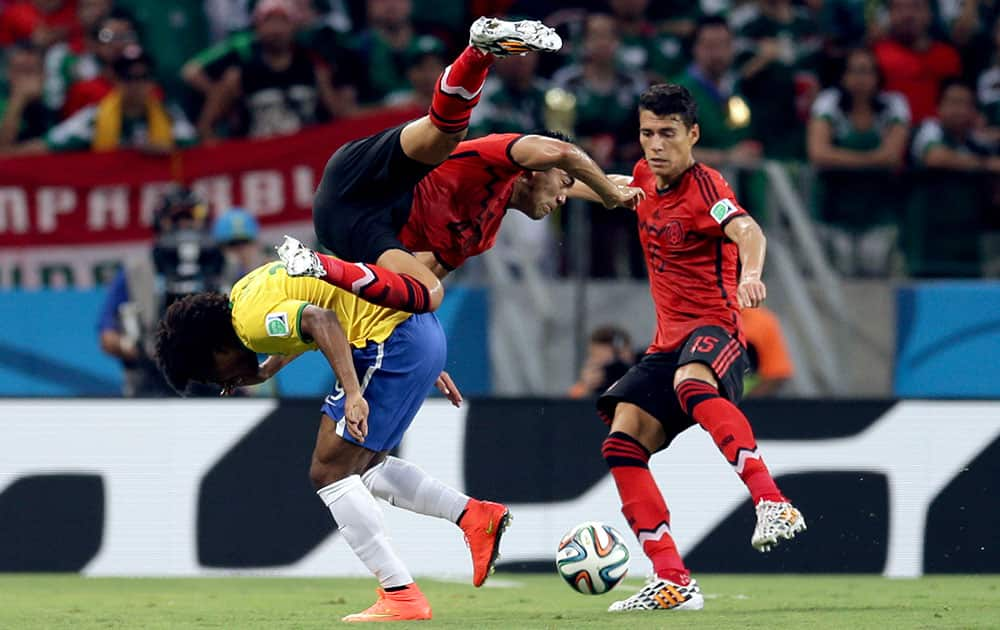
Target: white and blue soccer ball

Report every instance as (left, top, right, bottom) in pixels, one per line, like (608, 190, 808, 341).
(556, 521, 630, 594)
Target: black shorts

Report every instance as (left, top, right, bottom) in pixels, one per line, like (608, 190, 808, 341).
(596, 325, 749, 449)
(312, 123, 435, 263)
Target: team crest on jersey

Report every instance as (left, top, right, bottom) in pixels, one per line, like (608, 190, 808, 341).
(665, 220, 685, 246)
(709, 199, 739, 224)
(266, 312, 290, 337)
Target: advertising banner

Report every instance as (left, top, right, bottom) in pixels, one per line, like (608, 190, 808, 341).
(1, 399, 997, 576)
(0, 107, 422, 289)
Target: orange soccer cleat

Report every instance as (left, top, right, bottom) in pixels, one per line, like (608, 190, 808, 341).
(459, 499, 512, 587)
(341, 584, 432, 623)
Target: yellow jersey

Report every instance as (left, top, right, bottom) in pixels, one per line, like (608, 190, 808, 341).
(229, 262, 411, 355)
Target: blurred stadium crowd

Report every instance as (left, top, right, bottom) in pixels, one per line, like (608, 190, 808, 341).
(1, 0, 998, 279)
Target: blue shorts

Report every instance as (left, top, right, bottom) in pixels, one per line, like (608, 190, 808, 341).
(320, 312, 446, 452)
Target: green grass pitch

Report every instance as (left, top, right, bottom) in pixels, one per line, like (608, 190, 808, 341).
(1, 574, 997, 629)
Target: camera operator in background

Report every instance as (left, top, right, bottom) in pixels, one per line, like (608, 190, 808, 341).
(97, 185, 224, 396)
(568, 325, 636, 399)
(212, 206, 264, 294)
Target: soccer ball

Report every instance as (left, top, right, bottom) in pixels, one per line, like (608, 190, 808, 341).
(555, 521, 630, 594)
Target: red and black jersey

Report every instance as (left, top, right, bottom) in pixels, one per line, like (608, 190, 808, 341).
(399, 133, 527, 270)
(631, 160, 749, 353)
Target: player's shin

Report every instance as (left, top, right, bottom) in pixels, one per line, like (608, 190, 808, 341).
(317, 475, 413, 588)
(602, 432, 690, 585)
(362, 456, 469, 522)
(429, 46, 494, 133)
(676, 379, 786, 504)
(318, 255, 434, 313)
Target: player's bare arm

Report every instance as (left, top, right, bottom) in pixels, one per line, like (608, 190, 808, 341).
(724, 215, 767, 309)
(509, 135, 644, 209)
(414, 252, 451, 280)
(300, 305, 370, 441)
(567, 174, 640, 206)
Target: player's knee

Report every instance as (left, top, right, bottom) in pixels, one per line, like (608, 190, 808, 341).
(673, 362, 716, 389)
(309, 458, 350, 490)
(602, 431, 651, 469)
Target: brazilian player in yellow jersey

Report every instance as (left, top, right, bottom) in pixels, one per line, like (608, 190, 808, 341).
(155, 261, 511, 622)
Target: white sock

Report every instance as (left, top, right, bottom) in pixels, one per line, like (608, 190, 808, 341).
(317, 475, 413, 588)
(362, 456, 470, 524)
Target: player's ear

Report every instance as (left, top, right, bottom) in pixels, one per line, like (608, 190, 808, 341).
(689, 122, 700, 146)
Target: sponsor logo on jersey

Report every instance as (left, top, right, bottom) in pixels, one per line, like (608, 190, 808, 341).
(266, 312, 290, 337)
(709, 199, 739, 224)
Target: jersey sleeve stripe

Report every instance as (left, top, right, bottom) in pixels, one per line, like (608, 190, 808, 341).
(433, 251, 457, 271)
(696, 165, 723, 200)
(691, 167, 714, 207)
(719, 211, 746, 230)
(505, 135, 532, 170)
(447, 150, 480, 161)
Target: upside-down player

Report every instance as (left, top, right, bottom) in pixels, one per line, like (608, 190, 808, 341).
(155, 261, 509, 622)
(275, 16, 642, 307)
(577, 84, 806, 612)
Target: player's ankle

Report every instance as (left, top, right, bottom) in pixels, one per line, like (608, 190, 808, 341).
(456, 498, 475, 527)
(757, 493, 788, 504)
(655, 568, 691, 586)
(384, 582, 415, 593)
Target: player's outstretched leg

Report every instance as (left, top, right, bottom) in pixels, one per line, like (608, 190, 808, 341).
(400, 17, 562, 165)
(602, 405, 704, 612)
(675, 373, 806, 552)
(363, 456, 511, 587)
(277, 236, 438, 313)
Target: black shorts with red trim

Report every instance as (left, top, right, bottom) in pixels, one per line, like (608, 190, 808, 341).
(312, 122, 435, 263)
(596, 325, 749, 449)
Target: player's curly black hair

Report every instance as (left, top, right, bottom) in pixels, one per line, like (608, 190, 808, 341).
(155, 293, 241, 394)
(639, 83, 699, 129)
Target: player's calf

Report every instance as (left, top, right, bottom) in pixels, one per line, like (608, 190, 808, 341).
(277, 236, 440, 314)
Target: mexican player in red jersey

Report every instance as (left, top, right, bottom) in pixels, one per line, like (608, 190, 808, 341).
(587, 84, 807, 612)
(276, 16, 641, 311)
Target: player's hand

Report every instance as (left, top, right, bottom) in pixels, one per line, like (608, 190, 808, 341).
(602, 185, 645, 210)
(738, 277, 767, 308)
(345, 392, 369, 442)
(435, 371, 463, 407)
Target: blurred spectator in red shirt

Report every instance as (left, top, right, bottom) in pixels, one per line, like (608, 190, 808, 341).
(0, 0, 81, 49)
(873, 0, 961, 123)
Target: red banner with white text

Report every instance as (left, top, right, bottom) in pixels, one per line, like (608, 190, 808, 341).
(0, 107, 421, 288)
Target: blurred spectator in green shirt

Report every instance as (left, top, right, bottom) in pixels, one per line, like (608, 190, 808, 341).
(114, 0, 210, 103)
(383, 35, 445, 110)
(0, 41, 58, 150)
(735, 0, 823, 159)
(195, 0, 355, 140)
(348, 0, 428, 104)
(608, 0, 690, 83)
(469, 51, 548, 136)
(552, 12, 645, 278)
(906, 79, 1000, 276)
(807, 47, 911, 275)
(674, 15, 761, 169)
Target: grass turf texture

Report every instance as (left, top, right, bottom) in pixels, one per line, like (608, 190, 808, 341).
(0, 574, 997, 629)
